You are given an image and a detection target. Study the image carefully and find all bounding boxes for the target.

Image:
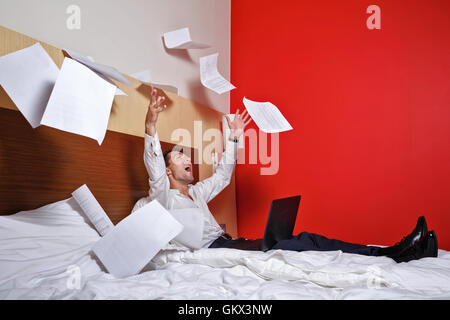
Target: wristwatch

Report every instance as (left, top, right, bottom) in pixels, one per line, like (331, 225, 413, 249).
(228, 137, 239, 143)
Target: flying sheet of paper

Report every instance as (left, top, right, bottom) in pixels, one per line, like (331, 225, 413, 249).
(63, 48, 131, 86)
(91, 200, 184, 278)
(75, 54, 126, 96)
(169, 208, 204, 249)
(163, 27, 210, 49)
(69, 53, 126, 96)
(0, 43, 59, 128)
(242, 97, 293, 133)
(200, 53, 235, 94)
(114, 88, 127, 96)
(131, 70, 178, 94)
(93, 69, 127, 96)
(40, 58, 116, 145)
(71, 184, 114, 236)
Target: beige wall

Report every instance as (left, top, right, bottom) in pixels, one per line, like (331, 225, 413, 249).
(0, 0, 231, 113)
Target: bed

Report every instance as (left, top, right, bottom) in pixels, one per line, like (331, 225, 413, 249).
(1, 196, 450, 300)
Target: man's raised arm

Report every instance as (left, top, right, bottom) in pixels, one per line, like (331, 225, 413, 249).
(192, 109, 252, 203)
(143, 86, 170, 207)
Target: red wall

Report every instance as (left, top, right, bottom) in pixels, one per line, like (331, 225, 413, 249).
(231, 0, 450, 250)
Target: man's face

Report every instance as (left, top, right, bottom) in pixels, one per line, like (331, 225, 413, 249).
(166, 151, 194, 183)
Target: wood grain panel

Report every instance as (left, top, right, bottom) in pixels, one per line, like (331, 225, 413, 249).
(0, 107, 199, 224)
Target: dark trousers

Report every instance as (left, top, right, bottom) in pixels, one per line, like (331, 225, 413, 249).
(209, 231, 381, 257)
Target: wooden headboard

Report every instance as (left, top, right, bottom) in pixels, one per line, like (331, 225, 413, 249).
(0, 107, 199, 225)
(0, 25, 237, 236)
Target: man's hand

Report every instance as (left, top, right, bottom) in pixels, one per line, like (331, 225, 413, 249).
(225, 109, 252, 140)
(145, 85, 167, 136)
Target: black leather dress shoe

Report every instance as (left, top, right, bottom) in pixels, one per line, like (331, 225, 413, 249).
(391, 230, 438, 263)
(378, 216, 428, 256)
(397, 216, 428, 249)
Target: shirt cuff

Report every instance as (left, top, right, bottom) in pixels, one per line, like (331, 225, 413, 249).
(145, 132, 162, 155)
(223, 137, 238, 164)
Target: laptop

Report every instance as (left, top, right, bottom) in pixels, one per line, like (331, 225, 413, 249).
(229, 195, 301, 252)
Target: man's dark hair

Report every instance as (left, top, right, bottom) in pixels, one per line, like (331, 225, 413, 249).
(163, 146, 183, 167)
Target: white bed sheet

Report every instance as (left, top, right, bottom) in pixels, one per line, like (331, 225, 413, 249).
(1, 198, 450, 300)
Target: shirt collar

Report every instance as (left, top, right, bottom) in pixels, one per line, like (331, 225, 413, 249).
(169, 185, 194, 198)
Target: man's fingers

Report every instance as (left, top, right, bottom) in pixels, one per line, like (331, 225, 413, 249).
(157, 96, 165, 105)
(158, 101, 167, 110)
(151, 87, 157, 101)
(244, 118, 252, 127)
(235, 109, 240, 118)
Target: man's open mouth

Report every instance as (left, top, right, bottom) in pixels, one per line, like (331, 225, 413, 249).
(184, 165, 192, 172)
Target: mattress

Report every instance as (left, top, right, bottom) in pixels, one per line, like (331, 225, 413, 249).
(1, 197, 450, 300)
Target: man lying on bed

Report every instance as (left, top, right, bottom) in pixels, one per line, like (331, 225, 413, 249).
(132, 86, 438, 263)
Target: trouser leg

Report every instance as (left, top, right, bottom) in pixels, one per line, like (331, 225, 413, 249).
(209, 236, 247, 248)
(272, 232, 381, 256)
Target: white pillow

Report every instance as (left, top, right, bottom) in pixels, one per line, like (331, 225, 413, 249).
(0, 197, 100, 283)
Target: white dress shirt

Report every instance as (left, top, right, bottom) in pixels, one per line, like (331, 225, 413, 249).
(132, 132, 237, 250)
